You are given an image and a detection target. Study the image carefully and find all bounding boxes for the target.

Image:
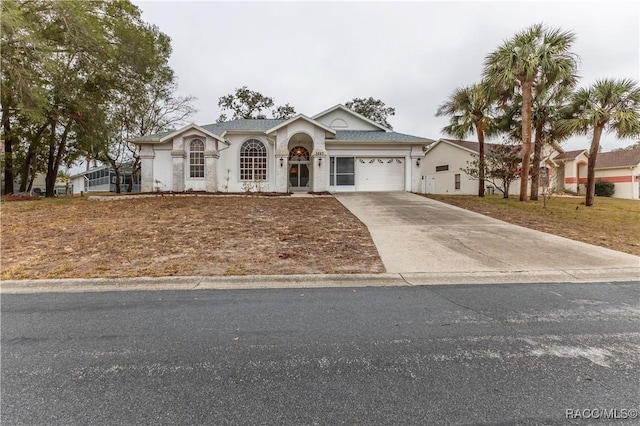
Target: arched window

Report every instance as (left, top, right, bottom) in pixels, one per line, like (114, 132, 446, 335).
(329, 118, 348, 128)
(289, 146, 310, 161)
(240, 139, 267, 181)
(189, 139, 205, 178)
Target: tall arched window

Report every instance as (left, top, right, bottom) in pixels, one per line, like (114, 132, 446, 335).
(240, 139, 267, 181)
(189, 139, 205, 178)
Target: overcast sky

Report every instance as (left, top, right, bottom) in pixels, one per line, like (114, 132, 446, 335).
(134, 0, 640, 152)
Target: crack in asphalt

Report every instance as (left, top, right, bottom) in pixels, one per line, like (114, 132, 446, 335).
(421, 287, 522, 334)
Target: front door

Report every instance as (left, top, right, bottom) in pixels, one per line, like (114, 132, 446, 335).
(289, 163, 310, 189)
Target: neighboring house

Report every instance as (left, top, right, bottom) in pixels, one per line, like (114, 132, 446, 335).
(129, 104, 433, 193)
(71, 164, 141, 195)
(552, 149, 589, 195)
(2, 173, 70, 196)
(421, 139, 563, 196)
(557, 148, 640, 199)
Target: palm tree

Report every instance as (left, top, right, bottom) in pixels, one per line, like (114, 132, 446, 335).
(559, 78, 640, 206)
(490, 82, 574, 201)
(436, 83, 494, 197)
(529, 77, 576, 200)
(483, 24, 577, 201)
(57, 169, 72, 196)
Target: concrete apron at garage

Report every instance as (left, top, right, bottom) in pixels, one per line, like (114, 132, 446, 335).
(335, 192, 640, 280)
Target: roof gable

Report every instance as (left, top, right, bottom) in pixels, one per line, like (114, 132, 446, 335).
(129, 123, 227, 145)
(265, 114, 336, 136)
(426, 138, 483, 155)
(312, 104, 390, 132)
(427, 138, 530, 157)
(553, 149, 588, 161)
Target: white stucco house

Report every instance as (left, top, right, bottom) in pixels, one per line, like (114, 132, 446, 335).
(130, 105, 433, 194)
(422, 139, 640, 200)
(556, 148, 640, 199)
(421, 138, 563, 196)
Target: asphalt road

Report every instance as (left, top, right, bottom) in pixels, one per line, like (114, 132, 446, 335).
(2, 282, 639, 425)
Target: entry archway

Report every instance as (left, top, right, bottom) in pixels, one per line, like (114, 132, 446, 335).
(287, 132, 313, 191)
(288, 146, 310, 190)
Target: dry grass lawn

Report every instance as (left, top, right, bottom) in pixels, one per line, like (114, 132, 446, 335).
(425, 194, 640, 256)
(1, 195, 384, 280)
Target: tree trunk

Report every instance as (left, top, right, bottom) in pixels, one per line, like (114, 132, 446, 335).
(114, 167, 121, 193)
(45, 120, 72, 197)
(126, 173, 134, 192)
(585, 125, 604, 207)
(503, 185, 510, 199)
(27, 164, 37, 192)
(18, 123, 49, 192)
(45, 121, 57, 197)
(128, 155, 140, 193)
(476, 123, 485, 197)
(19, 144, 35, 193)
(529, 121, 544, 201)
(519, 80, 533, 202)
(107, 157, 121, 193)
(2, 113, 15, 195)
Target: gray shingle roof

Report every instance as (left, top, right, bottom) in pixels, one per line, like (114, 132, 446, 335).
(128, 129, 174, 141)
(133, 119, 431, 143)
(332, 130, 432, 143)
(554, 149, 586, 160)
(440, 138, 484, 152)
(596, 149, 640, 168)
(130, 119, 287, 141)
(201, 119, 286, 134)
(439, 138, 517, 154)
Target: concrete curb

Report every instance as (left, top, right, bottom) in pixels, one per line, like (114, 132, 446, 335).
(1, 268, 638, 294)
(401, 267, 640, 285)
(0, 274, 405, 294)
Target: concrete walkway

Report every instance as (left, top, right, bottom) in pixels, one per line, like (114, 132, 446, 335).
(335, 192, 640, 277)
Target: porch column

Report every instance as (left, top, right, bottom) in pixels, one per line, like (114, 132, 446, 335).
(312, 149, 327, 192)
(171, 149, 185, 192)
(410, 146, 424, 193)
(275, 151, 288, 193)
(312, 127, 328, 193)
(205, 149, 219, 192)
(140, 146, 155, 193)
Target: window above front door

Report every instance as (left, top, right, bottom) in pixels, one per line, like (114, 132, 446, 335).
(289, 146, 310, 161)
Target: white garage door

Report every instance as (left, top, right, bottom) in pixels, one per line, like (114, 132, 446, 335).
(355, 157, 405, 191)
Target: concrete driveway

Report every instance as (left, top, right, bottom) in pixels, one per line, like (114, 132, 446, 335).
(335, 192, 640, 282)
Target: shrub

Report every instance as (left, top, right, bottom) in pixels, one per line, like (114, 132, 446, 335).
(595, 181, 615, 197)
